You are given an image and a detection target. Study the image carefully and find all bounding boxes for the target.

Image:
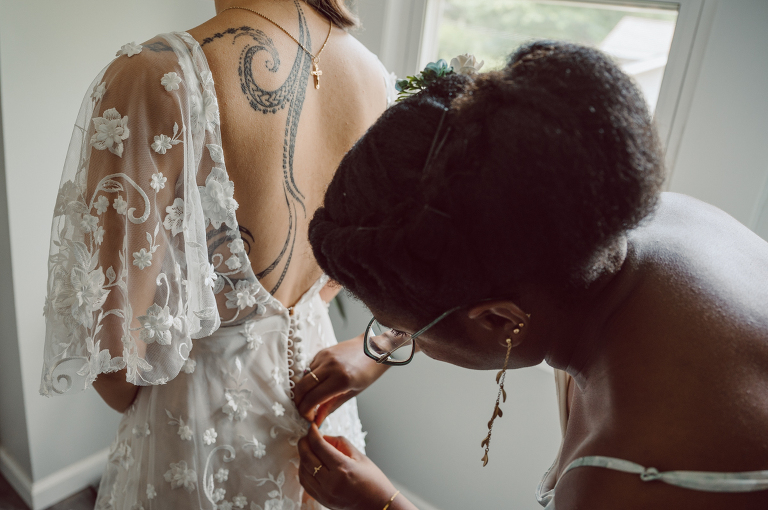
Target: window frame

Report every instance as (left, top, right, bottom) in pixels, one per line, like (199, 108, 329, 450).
(372, 0, 718, 187)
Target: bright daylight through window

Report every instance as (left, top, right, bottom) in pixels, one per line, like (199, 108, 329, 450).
(427, 0, 679, 113)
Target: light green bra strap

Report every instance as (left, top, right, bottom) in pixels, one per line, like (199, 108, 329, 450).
(562, 456, 768, 492)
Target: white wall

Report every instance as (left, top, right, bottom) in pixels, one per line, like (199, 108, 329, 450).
(0, 35, 33, 478)
(0, 1, 215, 507)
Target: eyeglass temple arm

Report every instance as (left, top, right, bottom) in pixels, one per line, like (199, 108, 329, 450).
(368, 305, 461, 363)
(410, 305, 462, 341)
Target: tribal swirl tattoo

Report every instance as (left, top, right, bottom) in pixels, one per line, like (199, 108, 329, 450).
(201, 0, 312, 295)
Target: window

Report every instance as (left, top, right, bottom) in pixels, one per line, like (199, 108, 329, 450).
(422, 0, 679, 113)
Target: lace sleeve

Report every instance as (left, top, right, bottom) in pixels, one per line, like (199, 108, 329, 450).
(41, 36, 220, 395)
(378, 59, 398, 108)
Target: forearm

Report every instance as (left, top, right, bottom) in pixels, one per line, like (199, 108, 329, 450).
(93, 368, 139, 413)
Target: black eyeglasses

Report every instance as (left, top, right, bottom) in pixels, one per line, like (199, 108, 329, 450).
(363, 306, 461, 366)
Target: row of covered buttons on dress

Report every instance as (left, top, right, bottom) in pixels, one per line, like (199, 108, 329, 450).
(286, 307, 309, 399)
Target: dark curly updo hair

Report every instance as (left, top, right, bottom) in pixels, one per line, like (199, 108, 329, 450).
(310, 41, 665, 321)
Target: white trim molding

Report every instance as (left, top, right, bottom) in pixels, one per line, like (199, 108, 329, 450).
(0, 445, 107, 510)
(0, 445, 33, 508)
(378, 0, 431, 78)
(654, 0, 719, 185)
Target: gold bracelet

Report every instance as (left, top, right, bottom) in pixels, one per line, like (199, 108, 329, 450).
(382, 489, 400, 510)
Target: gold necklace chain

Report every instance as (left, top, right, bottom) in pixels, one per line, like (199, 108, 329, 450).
(220, 5, 332, 89)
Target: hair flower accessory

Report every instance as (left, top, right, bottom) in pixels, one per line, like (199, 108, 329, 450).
(450, 54, 485, 75)
(395, 54, 483, 102)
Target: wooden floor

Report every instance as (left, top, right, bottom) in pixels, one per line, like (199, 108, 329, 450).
(0, 470, 97, 510)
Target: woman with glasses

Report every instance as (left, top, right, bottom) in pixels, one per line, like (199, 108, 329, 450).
(290, 41, 768, 510)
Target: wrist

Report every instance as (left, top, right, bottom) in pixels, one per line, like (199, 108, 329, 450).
(382, 489, 400, 510)
(353, 481, 398, 510)
(386, 490, 418, 510)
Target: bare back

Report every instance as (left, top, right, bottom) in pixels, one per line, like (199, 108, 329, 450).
(188, 1, 387, 308)
(554, 193, 768, 509)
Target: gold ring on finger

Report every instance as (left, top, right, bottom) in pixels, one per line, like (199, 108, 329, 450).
(313, 464, 323, 476)
(309, 371, 320, 383)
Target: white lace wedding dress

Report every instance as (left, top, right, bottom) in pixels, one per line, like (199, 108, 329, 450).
(41, 31, 393, 510)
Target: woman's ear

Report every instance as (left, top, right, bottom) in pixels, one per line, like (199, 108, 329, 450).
(467, 300, 529, 347)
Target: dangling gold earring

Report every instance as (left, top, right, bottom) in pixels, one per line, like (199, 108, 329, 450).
(480, 336, 514, 466)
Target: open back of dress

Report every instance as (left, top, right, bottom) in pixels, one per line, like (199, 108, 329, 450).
(42, 12, 393, 507)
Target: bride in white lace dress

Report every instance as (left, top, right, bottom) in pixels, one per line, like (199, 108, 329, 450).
(40, 1, 394, 508)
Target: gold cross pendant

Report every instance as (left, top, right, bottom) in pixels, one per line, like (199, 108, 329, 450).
(311, 59, 322, 89)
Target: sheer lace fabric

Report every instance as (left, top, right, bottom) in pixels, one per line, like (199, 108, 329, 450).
(41, 32, 386, 510)
(97, 278, 366, 510)
(43, 33, 279, 393)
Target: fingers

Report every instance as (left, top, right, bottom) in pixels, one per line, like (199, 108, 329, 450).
(321, 432, 363, 461)
(293, 368, 321, 408)
(296, 371, 353, 419)
(297, 457, 323, 501)
(305, 423, 356, 468)
(298, 432, 325, 478)
(314, 393, 355, 426)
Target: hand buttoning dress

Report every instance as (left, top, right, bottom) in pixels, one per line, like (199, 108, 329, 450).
(41, 32, 394, 510)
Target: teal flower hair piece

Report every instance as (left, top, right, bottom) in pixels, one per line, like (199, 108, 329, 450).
(395, 59, 454, 102)
(394, 55, 485, 102)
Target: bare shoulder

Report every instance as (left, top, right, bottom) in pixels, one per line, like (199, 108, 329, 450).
(632, 191, 768, 284)
(95, 36, 188, 114)
(330, 32, 389, 107)
(553, 461, 768, 510)
(187, 12, 388, 110)
(104, 36, 181, 78)
(652, 192, 749, 227)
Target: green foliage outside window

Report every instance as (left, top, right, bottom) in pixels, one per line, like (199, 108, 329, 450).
(437, 0, 678, 71)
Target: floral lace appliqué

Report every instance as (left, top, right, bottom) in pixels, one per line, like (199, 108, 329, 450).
(182, 357, 197, 374)
(113, 195, 128, 215)
(215, 468, 229, 483)
(164, 461, 197, 492)
(132, 423, 151, 438)
(225, 281, 267, 313)
(152, 123, 183, 154)
(161, 72, 182, 92)
(50, 251, 109, 329)
(243, 321, 263, 351)
(138, 304, 177, 345)
(243, 436, 266, 459)
(109, 440, 134, 470)
(203, 427, 218, 446)
(192, 88, 220, 133)
(91, 82, 106, 102)
(200, 167, 238, 229)
(94, 195, 110, 214)
(150, 172, 167, 192)
(247, 472, 294, 510)
(166, 410, 193, 441)
(233, 494, 248, 508)
(163, 198, 185, 236)
(90, 108, 130, 158)
(76, 337, 121, 384)
(117, 42, 143, 58)
(223, 388, 253, 422)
